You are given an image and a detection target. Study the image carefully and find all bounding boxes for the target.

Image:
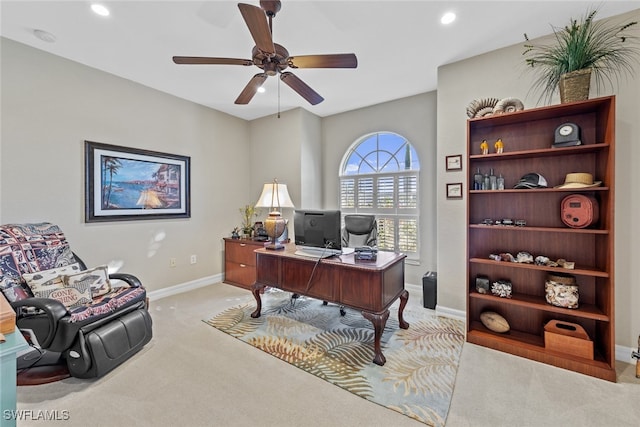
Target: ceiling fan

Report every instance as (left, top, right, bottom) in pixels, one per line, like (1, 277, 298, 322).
(172, 0, 357, 105)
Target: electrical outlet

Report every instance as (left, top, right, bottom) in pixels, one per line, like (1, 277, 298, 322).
(190, 255, 197, 264)
(170, 258, 176, 267)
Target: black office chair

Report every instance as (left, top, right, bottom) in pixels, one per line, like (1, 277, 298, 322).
(341, 214, 378, 249)
(324, 214, 378, 315)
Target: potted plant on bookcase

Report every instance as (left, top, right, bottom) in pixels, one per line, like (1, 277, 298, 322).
(523, 8, 639, 104)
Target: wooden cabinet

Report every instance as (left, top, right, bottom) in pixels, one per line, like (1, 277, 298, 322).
(223, 238, 265, 289)
(466, 96, 615, 381)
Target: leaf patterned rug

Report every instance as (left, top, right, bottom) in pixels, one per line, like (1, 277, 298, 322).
(204, 290, 464, 427)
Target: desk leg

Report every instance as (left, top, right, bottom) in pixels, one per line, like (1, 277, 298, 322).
(362, 310, 390, 366)
(398, 289, 410, 329)
(251, 283, 266, 318)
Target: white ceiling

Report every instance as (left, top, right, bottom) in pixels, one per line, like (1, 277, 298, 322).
(2, 1, 638, 121)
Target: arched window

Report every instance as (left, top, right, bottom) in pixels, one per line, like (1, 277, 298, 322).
(339, 132, 420, 255)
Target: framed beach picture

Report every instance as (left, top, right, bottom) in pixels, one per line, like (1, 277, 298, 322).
(85, 141, 191, 222)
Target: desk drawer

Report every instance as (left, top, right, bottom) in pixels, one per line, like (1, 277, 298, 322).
(225, 261, 256, 289)
(225, 241, 259, 265)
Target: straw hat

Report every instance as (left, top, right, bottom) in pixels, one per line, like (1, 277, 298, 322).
(555, 172, 602, 189)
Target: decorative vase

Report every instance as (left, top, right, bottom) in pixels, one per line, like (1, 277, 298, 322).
(558, 68, 591, 103)
(264, 211, 286, 250)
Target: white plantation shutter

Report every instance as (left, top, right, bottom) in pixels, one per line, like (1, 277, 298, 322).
(377, 176, 394, 208)
(376, 217, 396, 251)
(340, 179, 355, 209)
(339, 132, 420, 258)
(357, 178, 374, 208)
(398, 175, 418, 209)
(398, 218, 418, 252)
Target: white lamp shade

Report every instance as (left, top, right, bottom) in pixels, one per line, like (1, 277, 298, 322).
(255, 182, 295, 209)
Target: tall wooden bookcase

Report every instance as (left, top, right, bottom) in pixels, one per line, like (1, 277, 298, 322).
(466, 96, 616, 381)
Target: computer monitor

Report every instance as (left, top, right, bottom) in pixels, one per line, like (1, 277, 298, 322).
(293, 209, 342, 257)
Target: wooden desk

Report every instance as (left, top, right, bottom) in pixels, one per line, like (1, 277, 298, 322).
(251, 245, 409, 365)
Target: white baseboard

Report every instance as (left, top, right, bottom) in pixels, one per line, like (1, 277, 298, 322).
(435, 305, 466, 321)
(434, 303, 634, 364)
(616, 344, 636, 364)
(147, 273, 223, 301)
(404, 282, 422, 294)
(148, 277, 636, 365)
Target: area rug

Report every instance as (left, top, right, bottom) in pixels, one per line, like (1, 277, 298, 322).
(204, 290, 465, 427)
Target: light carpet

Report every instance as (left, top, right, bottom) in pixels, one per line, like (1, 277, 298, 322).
(205, 290, 465, 427)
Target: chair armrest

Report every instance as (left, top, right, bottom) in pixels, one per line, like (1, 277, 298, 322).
(109, 273, 142, 288)
(11, 298, 68, 321)
(10, 298, 68, 348)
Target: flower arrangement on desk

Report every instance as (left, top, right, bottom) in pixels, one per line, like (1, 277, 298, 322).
(239, 204, 261, 237)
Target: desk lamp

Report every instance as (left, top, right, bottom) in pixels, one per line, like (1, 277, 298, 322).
(255, 179, 294, 250)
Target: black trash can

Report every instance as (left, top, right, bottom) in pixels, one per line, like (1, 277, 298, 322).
(422, 271, 437, 309)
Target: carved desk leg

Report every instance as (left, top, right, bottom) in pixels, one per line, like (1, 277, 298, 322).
(362, 309, 390, 366)
(251, 283, 266, 318)
(398, 289, 410, 329)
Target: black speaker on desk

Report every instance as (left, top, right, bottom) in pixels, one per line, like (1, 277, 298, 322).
(422, 271, 437, 309)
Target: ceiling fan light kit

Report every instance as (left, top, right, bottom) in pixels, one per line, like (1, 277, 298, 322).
(172, 1, 357, 106)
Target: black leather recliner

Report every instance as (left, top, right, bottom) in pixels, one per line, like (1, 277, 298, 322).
(1, 223, 152, 381)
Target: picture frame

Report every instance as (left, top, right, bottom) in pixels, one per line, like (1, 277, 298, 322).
(446, 183, 463, 199)
(446, 154, 463, 171)
(85, 141, 191, 222)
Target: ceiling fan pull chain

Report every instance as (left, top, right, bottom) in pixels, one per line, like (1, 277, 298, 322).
(277, 75, 281, 118)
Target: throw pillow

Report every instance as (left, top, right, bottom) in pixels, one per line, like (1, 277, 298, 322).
(63, 265, 111, 297)
(46, 281, 93, 309)
(23, 263, 92, 309)
(22, 263, 82, 296)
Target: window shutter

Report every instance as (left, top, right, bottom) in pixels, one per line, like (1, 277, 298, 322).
(357, 178, 374, 208)
(398, 175, 417, 208)
(340, 179, 355, 209)
(377, 176, 394, 208)
(376, 217, 396, 251)
(398, 218, 418, 252)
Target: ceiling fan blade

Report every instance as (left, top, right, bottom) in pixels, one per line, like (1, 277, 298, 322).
(173, 56, 253, 66)
(235, 73, 268, 104)
(287, 53, 358, 69)
(238, 3, 275, 55)
(280, 72, 324, 105)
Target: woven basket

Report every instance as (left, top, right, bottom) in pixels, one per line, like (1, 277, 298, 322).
(547, 273, 577, 285)
(559, 69, 591, 103)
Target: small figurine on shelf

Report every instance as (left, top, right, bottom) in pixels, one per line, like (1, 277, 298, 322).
(231, 227, 240, 239)
(480, 139, 489, 155)
(495, 138, 504, 154)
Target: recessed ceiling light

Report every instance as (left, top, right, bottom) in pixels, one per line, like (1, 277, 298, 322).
(257, 87, 266, 93)
(91, 4, 110, 17)
(441, 12, 456, 25)
(33, 29, 57, 43)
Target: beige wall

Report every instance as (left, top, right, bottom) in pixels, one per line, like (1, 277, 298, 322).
(247, 107, 322, 231)
(1, 38, 249, 292)
(436, 9, 640, 348)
